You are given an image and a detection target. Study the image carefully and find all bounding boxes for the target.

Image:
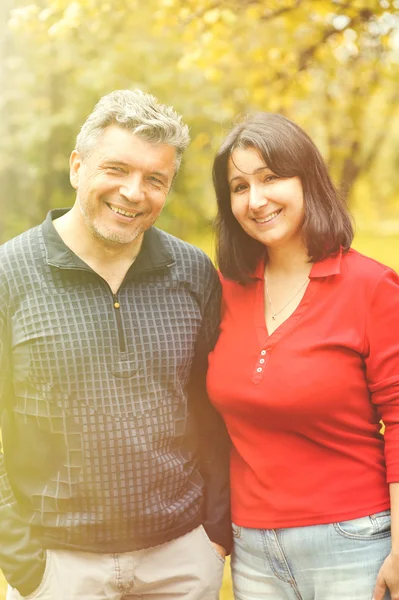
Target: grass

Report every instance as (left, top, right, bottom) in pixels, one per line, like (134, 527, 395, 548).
(221, 558, 234, 599)
(0, 233, 397, 599)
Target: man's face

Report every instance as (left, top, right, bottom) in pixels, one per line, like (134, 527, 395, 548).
(69, 125, 176, 248)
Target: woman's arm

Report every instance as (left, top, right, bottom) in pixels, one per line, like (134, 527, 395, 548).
(373, 482, 399, 600)
(364, 268, 399, 599)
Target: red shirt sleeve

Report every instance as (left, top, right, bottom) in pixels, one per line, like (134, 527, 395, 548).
(365, 268, 399, 482)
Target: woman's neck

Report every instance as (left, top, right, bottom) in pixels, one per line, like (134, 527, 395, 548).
(266, 241, 310, 277)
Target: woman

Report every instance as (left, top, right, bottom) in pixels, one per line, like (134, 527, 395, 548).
(207, 112, 399, 600)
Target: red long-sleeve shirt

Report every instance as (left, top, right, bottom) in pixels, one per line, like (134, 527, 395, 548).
(207, 249, 399, 528)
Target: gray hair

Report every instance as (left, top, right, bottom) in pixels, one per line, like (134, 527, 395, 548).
(75, 89, 190, 171)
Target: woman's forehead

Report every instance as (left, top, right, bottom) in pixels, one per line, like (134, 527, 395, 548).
(228, 146, 269, 177)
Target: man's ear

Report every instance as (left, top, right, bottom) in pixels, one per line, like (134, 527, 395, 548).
(69, 150, 82, 190)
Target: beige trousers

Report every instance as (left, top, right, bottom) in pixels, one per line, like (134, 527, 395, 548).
(6, 525, 225, 599)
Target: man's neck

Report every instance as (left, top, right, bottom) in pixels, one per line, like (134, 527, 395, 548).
(53, 206, 142, 266)
(52, 207, 143, 293)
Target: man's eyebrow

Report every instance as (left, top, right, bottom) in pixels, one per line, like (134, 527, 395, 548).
(103, 160, 129, 167)
(103, 161, 170, 182)
(229, 166, 270, 184)
(150, 171, 169, 181)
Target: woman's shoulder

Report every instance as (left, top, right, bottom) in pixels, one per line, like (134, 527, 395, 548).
(340, 248, 398, 291)
(343, 248, 397, 278)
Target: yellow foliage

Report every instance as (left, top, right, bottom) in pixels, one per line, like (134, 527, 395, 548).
(203, 8, 221, 25)
(1, 0, 398, 243)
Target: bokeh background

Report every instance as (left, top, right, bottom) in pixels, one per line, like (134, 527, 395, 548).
(1, 0, 399, 597)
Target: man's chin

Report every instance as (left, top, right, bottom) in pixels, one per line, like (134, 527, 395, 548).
(92, 225, 142, 248)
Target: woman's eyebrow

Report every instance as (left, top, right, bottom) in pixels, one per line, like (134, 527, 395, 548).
(229, 166, 270, 184)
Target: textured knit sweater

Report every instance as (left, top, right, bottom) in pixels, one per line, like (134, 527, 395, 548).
(0, 210, 231, 594)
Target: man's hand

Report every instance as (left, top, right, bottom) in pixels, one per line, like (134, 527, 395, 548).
(211, 541, 226, 560)
(373, 552, 399, 600)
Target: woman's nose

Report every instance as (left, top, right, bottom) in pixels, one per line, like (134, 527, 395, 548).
(248, 185, 268, 210)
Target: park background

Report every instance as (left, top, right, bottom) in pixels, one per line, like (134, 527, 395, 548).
(1, 0, 399, 597)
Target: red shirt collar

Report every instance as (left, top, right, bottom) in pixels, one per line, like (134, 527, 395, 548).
(253, 248, 343, 280)
(309, 249, 342, 278)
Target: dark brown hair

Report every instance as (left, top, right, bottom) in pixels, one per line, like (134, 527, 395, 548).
(213, 113, 354, 283)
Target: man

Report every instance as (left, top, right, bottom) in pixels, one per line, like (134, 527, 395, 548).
(0, 89, 231, 599)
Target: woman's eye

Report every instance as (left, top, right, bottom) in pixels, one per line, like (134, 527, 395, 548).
(264, 175, 278, 183)
(233, 183, 247, 193)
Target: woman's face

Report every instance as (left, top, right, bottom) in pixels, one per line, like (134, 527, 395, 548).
(228, 146, 305, 251)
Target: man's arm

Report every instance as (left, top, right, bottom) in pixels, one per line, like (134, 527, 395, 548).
(188, 265, 232, 554)
(0, 270, 46, 596)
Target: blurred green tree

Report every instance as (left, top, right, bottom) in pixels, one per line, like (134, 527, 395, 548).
(0, 0, 398, 244)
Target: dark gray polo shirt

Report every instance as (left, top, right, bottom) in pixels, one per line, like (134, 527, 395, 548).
(0, 210, 231, 592)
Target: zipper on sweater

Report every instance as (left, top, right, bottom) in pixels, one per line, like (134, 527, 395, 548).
(49, 263, 128, 353)
(112, 293, 126, 353)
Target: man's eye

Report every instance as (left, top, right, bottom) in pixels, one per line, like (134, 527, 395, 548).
(148, 177, 163, 186)
(108, 166, 125, 173)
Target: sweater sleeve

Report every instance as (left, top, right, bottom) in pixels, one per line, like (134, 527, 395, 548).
(0, 269, 46, 596)
(187, 263, 232, 553)
(0, 293, 17, 506)
(365, 267, 399, 483)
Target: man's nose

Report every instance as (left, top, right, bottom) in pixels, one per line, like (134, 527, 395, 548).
(120, 175, 144, 202)
(248, 185, 268, 210)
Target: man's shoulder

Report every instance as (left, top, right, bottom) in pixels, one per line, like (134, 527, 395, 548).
(0, 224, 44, 273)
(154, 228, 215, 272)
(152, 229, 219, 302)
(0, 223, 43, 251)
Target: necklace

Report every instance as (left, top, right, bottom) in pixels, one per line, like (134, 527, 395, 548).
(264, 269, 310, 321)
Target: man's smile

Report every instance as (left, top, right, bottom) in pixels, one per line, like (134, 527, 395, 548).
(106, 203, 142, 219)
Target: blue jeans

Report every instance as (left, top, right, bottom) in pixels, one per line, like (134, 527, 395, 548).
(231, 511, 391, 600)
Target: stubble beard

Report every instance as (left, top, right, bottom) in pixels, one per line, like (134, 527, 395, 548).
(89, 219, 143, 248)
(79, 195, 146, 249)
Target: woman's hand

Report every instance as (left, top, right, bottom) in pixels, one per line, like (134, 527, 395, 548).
(373, 552, 399, 600)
